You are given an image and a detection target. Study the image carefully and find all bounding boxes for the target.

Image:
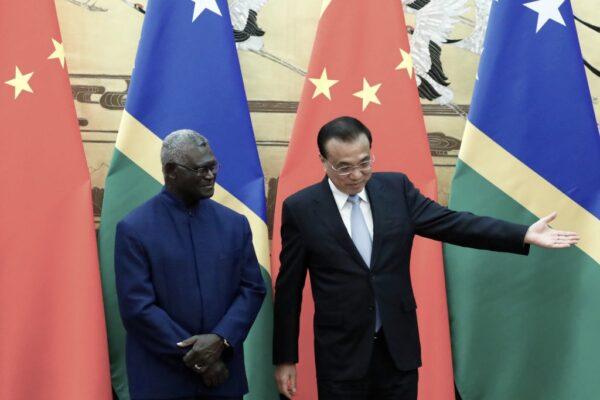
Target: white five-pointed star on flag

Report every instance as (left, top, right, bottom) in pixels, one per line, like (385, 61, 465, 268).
(191, 0, 222, 22)
(523, 0, 566, 33)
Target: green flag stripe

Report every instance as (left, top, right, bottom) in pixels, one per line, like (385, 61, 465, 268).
(445, 160, 600, 400)
(243, 268, 278, 400)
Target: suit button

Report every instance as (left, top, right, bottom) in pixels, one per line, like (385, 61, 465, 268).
(368, 306, 374, 311)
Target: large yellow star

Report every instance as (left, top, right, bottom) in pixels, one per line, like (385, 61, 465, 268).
(309, 68, 339, 100)
(5, 66, 34, 99)
(395, 48, 414, 78)
(48, 38, 65, 68)
(353, 78, 381, 111)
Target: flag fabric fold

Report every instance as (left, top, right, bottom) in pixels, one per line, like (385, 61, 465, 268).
(97, 1, 277, 398)
(0, 1, 112, 399)
(445, 1, 600, 398)
(271, 1, 455, 398)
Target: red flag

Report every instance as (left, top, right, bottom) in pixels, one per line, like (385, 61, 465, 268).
(0, 1, 112, 399)
(271, 1, 454, 398)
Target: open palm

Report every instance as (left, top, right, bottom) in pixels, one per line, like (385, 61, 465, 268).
(525, 212, 580, 249)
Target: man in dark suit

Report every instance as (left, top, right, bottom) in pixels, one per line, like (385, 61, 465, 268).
(272, 117, 579, 400)
(115, 129, 266, 400)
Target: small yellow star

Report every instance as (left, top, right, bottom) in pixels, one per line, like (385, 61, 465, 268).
(395, 48, 413, 79)
(5, 66, 34, 99)
(48, 38, 65, 68)
(353, 78, 381, 111)
(309, 68, 339, 100)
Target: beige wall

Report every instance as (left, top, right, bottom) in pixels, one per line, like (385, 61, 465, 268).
(55, 0, 599, 226)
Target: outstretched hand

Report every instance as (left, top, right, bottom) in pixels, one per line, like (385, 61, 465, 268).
(524, 212, 580, 249)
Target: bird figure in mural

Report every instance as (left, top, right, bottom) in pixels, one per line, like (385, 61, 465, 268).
(65, 0, 108, 12)
(121, 0, 146, 13)
(229, 0, 268, 51)
(452, 0, 491, 55)
(402, 0, 467, 104)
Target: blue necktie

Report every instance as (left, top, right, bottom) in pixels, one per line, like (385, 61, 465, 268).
(348, 195, 381, 332)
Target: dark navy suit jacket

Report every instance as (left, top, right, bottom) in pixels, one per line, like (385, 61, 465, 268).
(273, 173, 530, 381)
(115, 189, 266, 399)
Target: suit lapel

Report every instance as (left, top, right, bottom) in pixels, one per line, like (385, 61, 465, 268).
(313, 178, 370, 271)
(366, 176, 387, 271)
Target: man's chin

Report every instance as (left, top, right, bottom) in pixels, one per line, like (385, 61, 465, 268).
(346, 183, 365, 195)
(191, 185, 214, 200)
(200, 186, 215, 198)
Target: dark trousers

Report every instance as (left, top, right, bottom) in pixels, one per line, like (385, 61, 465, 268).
(317, 332, 419, 400)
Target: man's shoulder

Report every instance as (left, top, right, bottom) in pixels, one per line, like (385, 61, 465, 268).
(284, 181, 324, 207)
(371, 171, 408, 184)
(118, 193, 163, 231)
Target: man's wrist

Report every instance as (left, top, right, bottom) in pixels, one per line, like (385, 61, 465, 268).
(213, 333, 230, 348)
(524, 227, 533, 245)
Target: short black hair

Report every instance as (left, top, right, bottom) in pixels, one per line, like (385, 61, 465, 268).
(317, 116, 372, 158)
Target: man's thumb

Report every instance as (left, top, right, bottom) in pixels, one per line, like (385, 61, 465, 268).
(177, 336, 196, 347)
(542, 211, 557, 224)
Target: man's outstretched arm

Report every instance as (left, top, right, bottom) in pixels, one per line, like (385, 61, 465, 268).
(403, 175, 579, 251)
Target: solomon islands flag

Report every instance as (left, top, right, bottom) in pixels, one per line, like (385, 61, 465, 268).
(444, 1, 600, 399)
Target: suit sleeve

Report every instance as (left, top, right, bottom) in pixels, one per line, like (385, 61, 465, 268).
(403, 175, 530, 254)
(114, 221, 191, 361)
(273, 200, 308, 365)
(212, 216, 266, 351)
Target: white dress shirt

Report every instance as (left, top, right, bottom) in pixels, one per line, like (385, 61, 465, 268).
(328, 179, 374, 239)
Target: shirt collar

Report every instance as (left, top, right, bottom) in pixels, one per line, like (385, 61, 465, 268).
(160, 187, 206, 214)
(327, 178, 369, 211)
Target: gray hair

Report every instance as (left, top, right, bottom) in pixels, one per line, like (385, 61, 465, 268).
(161, 129, 209, 167)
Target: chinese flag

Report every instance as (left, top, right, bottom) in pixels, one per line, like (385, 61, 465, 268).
(271, 1, 454, 399)
(0, 1, 112, 399)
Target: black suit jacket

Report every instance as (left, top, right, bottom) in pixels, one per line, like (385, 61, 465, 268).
(273, 172, 530, 380)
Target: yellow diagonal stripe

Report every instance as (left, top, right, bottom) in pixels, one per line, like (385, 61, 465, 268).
(115, 110, 271, 272)
(459, 120, 599, 264)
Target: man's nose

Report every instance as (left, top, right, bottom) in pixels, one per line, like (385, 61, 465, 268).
(349, 168, 362, 180)
(203, 169, 215, 180)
